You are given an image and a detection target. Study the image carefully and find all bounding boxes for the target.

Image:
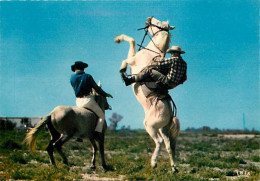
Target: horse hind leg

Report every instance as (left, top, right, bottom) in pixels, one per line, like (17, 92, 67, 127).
(89, 138, 98, 169)
(54, 134, 73, 165)
(46, 121, 61, 166)
(159, 117, 180, 172)
(145, 125, 163, 169)
(159, 128, 178, 172)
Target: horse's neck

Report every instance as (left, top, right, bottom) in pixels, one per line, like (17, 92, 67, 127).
(131, 31, 170, 74)
(147, 31, 170, 53)
(131, 51, 157, 74)
(93, 95, 105, 112)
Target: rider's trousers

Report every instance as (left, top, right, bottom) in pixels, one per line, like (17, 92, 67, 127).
(76, 95, 105, 133)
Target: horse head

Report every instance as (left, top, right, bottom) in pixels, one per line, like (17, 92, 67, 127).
(146, 16, 175, 36)
(92, 81, 111, 111)
(145, 17, 175, 54)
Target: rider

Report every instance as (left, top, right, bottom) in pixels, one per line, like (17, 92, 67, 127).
(121, 46, 187, 90)
(70, 61, 113, 133)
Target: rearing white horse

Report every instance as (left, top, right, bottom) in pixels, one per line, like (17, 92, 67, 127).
(114, 17, 180, 172)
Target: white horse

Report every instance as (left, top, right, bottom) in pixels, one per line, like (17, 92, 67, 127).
(24, 85, 110, 170)
(114, 17, 180, 172)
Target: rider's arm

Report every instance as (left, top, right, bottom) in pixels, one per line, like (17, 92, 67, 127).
(166, 63, 175, 80)
(159, 57, 176, 81)
(89, 75, 109, 97)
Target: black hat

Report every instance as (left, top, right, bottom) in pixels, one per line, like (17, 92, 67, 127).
(71, 61, 88, 72)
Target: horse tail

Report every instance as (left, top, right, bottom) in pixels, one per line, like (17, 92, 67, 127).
(168, 95, 180, 138)
(170, 116, 180, 139)
(24, 115, 51, 152)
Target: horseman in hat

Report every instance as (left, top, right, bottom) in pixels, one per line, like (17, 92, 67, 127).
(70, 61, 113, 133)
(121, 46, 187, 90)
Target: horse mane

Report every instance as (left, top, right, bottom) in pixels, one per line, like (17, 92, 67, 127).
(92, 82, 110, 111)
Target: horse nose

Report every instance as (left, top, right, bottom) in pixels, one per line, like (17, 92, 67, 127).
(146, 16, 154, 20)
(169, 26, 175, 30)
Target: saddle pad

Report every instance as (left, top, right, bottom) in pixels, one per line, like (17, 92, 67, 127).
(141, 84, 153, 97)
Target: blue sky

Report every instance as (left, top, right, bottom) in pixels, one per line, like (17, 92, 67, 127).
(0, 0, 259, 130)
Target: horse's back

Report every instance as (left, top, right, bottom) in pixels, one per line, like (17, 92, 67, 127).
(50, 105, 97, 137)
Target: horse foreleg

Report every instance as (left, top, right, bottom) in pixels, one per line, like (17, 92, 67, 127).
(93, 133, 108, 170)
(145, 125, 163, 168)
(54, 134, 72, 165)
(89, 138, 97, 169)
(114, 34, 136, 58)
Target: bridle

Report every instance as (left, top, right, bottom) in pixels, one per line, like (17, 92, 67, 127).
(137, 18, 171, 55)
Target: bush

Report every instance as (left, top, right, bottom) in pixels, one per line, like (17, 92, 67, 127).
(226, 170, 237, 176)
(190, 141, 216, 152)
(222, 140, 246, 152)
(10, 153, 27, 164)
(247, 139, 260, 150)
(0, 119, 16, 130)
(251, 155, 260, 162)
(1, 140, 21, 150)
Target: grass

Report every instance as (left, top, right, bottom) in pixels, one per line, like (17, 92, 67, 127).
(0, 129, 259, 180)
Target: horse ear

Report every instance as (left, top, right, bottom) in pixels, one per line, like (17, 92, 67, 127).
(166, 20, 175, 30)
(92, 88, 96, 95)
(98, 81, 101, 87)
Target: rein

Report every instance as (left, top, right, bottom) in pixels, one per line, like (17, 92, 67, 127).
(137, 22, 170, 53)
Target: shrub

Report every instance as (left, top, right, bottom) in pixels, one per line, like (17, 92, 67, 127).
(190, 141, 216, 152)
(226, 170, 237, 176)
(1, 140, 22, 150)
(0, 119, 16, 130)
(222, 140, 246, 152)
(247, 139, 260, 150)
(9, 152, 28, 164)
(250, 155, 260, 162)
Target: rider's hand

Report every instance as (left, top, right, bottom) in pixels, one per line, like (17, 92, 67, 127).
(106, 93, 113, 98)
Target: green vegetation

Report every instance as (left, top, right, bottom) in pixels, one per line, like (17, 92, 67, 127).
(0, 130, 259, 180)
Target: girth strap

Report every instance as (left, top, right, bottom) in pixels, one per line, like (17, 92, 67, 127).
(143, 85, 177, 117)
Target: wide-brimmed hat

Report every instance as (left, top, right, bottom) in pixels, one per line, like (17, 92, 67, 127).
(166, 46, 185, 54)
(71, 61, 88, 72)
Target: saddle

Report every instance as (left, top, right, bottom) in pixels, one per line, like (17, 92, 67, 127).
(141, 83, 168, 98)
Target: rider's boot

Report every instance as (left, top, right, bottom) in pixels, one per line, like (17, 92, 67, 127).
(121, 73, 135, 86)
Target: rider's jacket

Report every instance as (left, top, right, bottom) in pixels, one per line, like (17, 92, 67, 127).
(156, 57, 187, 85)
(70, 71, 108, 98)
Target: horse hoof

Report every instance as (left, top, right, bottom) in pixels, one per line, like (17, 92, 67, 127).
(90, 165, 96, 170)
(114, 36, 121, 43)
(172, 167, 179, 173)
(103, 164, 114, 171)
(102, 164, 108, 170)
(151, 162, 157, 169)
